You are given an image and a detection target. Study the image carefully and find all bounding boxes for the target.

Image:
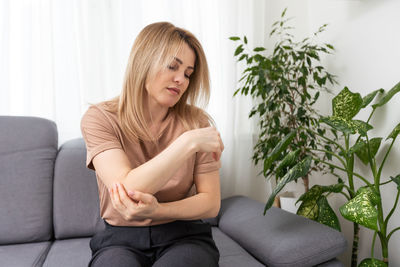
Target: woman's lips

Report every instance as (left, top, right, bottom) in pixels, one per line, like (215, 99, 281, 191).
(167, 87, 180, 95)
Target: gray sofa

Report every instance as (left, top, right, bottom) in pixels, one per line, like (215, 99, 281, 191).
(0, 116, 347, 267)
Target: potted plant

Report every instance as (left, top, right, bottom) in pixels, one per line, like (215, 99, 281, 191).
(265, 82, 400, 266)
(230, 8, 338, 209)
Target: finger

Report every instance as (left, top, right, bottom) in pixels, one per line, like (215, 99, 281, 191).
(216, 150, 222, 161)
(116, 183, 136, 207)
(113, 183, 127, 209)
(128, 190, 153, 204)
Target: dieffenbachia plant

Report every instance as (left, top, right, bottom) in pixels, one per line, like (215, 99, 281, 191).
(264, 82, 400, 267)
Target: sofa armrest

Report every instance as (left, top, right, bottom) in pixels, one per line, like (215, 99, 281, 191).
(218, 196, 347, 267)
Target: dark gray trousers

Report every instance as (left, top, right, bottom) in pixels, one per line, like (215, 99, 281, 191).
(89, 220, 219, 267)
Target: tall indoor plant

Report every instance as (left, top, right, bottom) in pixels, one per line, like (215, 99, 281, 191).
(264, 82, 400, 266)
(230, 8, 338, 197)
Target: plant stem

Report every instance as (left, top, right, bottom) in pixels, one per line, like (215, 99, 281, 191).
(371, 231, 377, 259)
(377, 138, 396, 181)
(351, 223, 360, 267)
(388, 227, 400, 241)
(305, 128, 346, 153)
(309, 148, 347, 168)
(339, 191, 351, 200)
(385, 190, 400, 229)
(312, 157, 372, 187)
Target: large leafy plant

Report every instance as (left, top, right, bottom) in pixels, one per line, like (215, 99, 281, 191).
(265, 82, 400, 267)
(230, 8, 338, 196)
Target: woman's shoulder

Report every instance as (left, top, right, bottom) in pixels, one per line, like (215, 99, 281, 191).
(81, 100, 119, 129)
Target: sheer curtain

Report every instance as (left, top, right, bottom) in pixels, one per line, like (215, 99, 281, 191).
(0, 0, 271, 202)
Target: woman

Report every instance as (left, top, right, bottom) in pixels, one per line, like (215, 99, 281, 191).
(81, 22, 224, 267)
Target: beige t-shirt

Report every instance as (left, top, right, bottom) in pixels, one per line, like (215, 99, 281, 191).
(80, 102, 221, 226)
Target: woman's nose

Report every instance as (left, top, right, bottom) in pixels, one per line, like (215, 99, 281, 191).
(173, 72, 185, 84)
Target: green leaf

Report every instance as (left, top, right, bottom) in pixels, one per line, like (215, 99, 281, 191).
(386, 123, 400, 140)
(264, 157, 312, 214)
(349, 120, 373, 136)
(253, 47, 266, 52)
(320, 117, 372, 136)
(362, 89, 384, 108)
(234, 45, 244, 56)
(297, 185, 324, 204)
(332, 87, 363, 121)
(297, 198, 318, 220)
(358, 258, 387, 267)
(390, 175, 400, 190)
(244, 36, 248, 44)
(229, 36, 240, 41)
(275, 149, 300, 178)
(316, 196, 341, 231)
(339, 187, 379, 230)
(354, 138, 382, 165)
(281, 8, 287, 18)
(372, 81, 400, 109)
(297, 183, 344, 204)
(263, 131, 296, 176)
(320, 117, 355, 134)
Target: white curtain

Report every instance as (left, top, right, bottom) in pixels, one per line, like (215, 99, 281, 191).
(0, 0, 271, 202)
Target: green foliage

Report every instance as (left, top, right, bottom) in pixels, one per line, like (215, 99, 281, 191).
(317, 84, 400, 265)
(230, 8, 338, 200)
(264, 156, 312, 214)
(295, 183, 343, 230)
(358, 258, 387, 267)
(340, 187, 379, 231)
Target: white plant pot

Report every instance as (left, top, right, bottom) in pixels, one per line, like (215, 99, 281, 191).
(279, 196, 299, 214)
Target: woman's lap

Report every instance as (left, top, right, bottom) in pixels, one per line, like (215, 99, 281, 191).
(88, 220, 219, 267)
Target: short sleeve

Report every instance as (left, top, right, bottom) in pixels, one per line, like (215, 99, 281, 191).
(80, 106, 122, 170)
(193, 112, 222, 176)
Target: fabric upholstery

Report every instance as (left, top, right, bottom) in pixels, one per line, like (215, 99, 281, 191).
(53, 138, 103, 239)
(0, 116, 57, 245)
(212, 227, 264, 267)
(317, 259, 344, 267)
(0, 241, 51, 267)
(218, 196, 347, 267)
(42, 238, 92, 267)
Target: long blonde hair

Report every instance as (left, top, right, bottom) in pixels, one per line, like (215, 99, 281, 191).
(105, 22, 212, 143)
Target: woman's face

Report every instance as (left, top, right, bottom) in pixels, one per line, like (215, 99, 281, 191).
(145, 43, 196, 111)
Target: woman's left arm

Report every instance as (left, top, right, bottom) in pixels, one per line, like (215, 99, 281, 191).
(156, 170, 221, 220)
(110, 170, 221, 221)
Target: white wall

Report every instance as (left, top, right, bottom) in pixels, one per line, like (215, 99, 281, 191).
(257, 1, 400, 266)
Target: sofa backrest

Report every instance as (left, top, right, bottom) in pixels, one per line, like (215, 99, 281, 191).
(53, 138, 104, 239)
(0, 116, 58, 245)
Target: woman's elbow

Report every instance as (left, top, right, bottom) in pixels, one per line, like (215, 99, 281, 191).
(209, 199, 221, 218)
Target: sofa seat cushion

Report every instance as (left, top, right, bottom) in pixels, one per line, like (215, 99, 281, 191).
(212, 227, 264, 267)
(43, 238, 92, 267)
(0, 241, 51, 267)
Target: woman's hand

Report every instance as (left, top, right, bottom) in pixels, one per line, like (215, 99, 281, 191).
(109, 182, 160, 222)
(182, 127, 224, 161)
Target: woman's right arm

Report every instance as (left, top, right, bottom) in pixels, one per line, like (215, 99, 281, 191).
(92, 126, 223, 195)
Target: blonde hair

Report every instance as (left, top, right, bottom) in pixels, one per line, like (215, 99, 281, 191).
(104, 22, 212, 143)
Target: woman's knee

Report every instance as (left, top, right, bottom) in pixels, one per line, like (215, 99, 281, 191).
(89, 247, 151, 267)
(154, 241, 219, 267)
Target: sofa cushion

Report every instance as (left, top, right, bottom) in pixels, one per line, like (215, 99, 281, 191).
(0, 241, 52, 266)
(218, 196, 347, 267)
(0, 116, 57, 245)
(212, 227, 264, 267)
(42, 238, 92, 267)
(53, 138, 103, 239)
